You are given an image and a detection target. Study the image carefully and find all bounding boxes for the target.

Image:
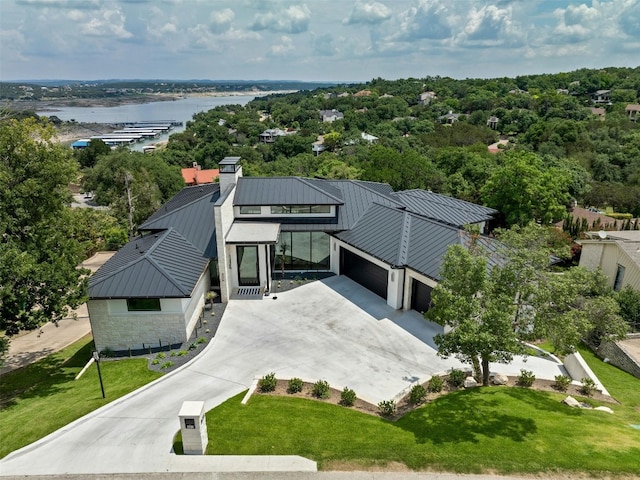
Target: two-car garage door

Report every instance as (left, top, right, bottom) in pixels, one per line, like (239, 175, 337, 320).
(340, 248, 388, 300)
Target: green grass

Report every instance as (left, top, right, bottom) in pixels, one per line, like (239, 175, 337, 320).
(0, 335, 161, 458)
(179, 356, 640, 474)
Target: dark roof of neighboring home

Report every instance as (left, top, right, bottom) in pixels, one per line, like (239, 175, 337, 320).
(391, 190, 498, 227)
(234, 177, 344, 206)
(335, 203, 496, 281)
(140, 183, 219, 257)
(89, 229, 209, 299)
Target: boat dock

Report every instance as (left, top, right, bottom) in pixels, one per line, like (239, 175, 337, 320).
(71, 121, 182, 149)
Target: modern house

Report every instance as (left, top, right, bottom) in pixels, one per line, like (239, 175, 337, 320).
(579, 231, 640, 292)
(87, 157, 499, 352)
(591, 90, 611, 104)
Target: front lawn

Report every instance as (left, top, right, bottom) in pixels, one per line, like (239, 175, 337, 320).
(0, 335, 162, 458)
(182, 354, 640, 475)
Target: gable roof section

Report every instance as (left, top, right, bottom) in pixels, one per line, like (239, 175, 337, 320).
(140, 183, 219, 257)
(391, 190, 498, 227)
(89, 229, 209, 299)
(327, 180, 400, 231)
(234, 177, 343, 206)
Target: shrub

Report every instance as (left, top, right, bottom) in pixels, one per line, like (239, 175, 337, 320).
(427, 375, 444, 393)
(160, 361, 174, 369)
(409, 384, 427, 405)
(188, 342, 198, 350)
(197, 337, 207, 344)
(553, 374, 572, 392)
(287, 377, 304, 394)
(448, 369, 466, 388)
(580, 377, 597, 397)
(258, 372, 277, 393)
(340, 387, 357, 407)
(170, 351, 177, 357)
(177, 350, 188, 356)
(312, 379, 330, 399)
(517, 369, 536, 387)
(156, 352, 166, 359)
(151, 358, 160, 365)
(378, 399, 396, 417)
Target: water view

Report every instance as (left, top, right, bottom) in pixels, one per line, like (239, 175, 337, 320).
(36, 94, 256, 132)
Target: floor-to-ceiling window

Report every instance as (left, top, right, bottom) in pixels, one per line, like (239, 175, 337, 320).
(237, 245, 259, 285)
(276, 232, 330, 271)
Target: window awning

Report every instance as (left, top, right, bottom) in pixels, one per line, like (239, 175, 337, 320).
(225, 222, 280, 244)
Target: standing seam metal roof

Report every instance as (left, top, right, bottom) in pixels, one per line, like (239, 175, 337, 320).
(89, 229, 209, 299)
(234, 177, 343, 205)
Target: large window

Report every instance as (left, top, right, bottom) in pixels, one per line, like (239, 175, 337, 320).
(614, 264, 626, 291)
(127, 298, 161, 311)
(270, 205, 332, 215)
(239, 206, 261, 214)
(276, 232, 330, 271)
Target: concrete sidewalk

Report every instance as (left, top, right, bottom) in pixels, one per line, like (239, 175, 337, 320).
(0, 252, 115, 375)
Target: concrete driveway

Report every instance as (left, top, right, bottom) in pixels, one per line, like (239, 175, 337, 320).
(0, 276, 565, 476)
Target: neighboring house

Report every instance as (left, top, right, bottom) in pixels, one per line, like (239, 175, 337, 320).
(312, 135, 326, 156)
(626, 104, 640, 122)
(88, 157, 499, 352)
(181, 163, 219, 185)
(418, 91, 436, 105)
(259, 128, 293, 143)
(438, 111, 461, 124)
(360, 132, 378, 143)
(354, 90, 372, 97)
(554, 206, 620, 231)
(319, 109, 344, 123)
(487, 116, 499, 129)
(591, 90, 611, 104)
(578, 231, 640, 291)
(556, 89, 569, 95)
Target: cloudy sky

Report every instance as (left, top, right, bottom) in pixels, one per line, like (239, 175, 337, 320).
(1, 0, 639, 82)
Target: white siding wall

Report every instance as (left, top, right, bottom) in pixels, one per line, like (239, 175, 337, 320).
(88, 270, 210, 352)
(580, 241, 640, 290)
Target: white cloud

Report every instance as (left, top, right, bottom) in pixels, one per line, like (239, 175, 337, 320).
(250, 4, 311, 34)
(16, 0, 100, 8)
(312, 33, 338, 56)
(343, 1, 392, 25)
(456, 4, 525, 47)
(209, 8, 235, 34)
(393, 0, 453, 41)
(269, 35, 294, 56)
(81, 8, 133, 39)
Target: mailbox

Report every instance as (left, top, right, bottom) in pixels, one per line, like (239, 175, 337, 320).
(178, 401, 208, 455)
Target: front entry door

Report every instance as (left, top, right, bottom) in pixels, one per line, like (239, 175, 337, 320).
(237, 245, 259, 286)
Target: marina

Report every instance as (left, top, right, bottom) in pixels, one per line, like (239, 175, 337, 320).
(71, 121, 180, 149)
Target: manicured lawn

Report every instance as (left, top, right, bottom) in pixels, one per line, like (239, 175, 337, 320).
(0, 335, 162, 459)
(186, 353, 640, 475)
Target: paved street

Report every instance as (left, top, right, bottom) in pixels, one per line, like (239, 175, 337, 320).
(0, 276, 567, 476)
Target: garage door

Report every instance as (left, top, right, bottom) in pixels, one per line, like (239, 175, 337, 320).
(340, 248, 388, 300)
(411, 278, 433, 313)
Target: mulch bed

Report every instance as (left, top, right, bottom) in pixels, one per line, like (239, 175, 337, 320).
(256, 374, 617, 422)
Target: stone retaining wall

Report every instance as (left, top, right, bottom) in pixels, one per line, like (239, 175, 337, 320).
(597, 340, 640, 380)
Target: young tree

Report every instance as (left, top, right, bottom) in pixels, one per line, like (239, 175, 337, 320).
(427, 240, 524, 385)
(0, 119, 88, 336)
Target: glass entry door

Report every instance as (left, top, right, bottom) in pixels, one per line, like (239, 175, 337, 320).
(237, 245, 259, 286)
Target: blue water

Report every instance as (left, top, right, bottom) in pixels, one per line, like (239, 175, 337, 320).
(36, 95, 256, 131)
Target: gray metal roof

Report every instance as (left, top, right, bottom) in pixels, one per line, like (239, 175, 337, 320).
(391, 190, 498, 227)
(89, 229, 209, 299)
(335, 202, 498, 281)
(140, 183, 219, 257)
(234, 177, 343, 206)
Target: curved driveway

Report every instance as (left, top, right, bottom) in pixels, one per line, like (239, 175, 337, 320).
(0, 276, 565, 476)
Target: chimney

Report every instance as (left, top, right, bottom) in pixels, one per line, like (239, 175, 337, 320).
(218, 156, 243, 192)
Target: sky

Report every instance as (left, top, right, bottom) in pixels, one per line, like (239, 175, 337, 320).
(1, 0, 639, 83)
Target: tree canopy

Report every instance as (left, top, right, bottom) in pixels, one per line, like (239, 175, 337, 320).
(0, 119, 88, 336)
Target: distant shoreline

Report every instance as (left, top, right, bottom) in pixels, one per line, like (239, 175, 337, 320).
(4, 90, 296, 112)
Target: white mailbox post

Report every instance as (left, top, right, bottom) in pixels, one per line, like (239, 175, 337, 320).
(178, 401, 208, 455)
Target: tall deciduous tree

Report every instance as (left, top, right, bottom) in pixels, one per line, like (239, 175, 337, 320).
(0, 119, 88, 336)
(481, 151, 571, 227)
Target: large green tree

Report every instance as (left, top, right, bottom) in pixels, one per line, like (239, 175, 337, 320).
(481, 151, 571, 226)
(0, 119, 88, 336)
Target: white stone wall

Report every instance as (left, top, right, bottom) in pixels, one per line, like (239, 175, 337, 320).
(402, 269, 438, 312)
(214, 185, 236, 302)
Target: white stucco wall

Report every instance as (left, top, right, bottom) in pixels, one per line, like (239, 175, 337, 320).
(214, 185, 237, 302)
(88, 269, 210, 352)
(402, 269, 438, 312)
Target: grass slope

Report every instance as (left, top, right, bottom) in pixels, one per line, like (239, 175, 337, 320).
(189, 353, 640, 475)
(0, 335, 161, 458)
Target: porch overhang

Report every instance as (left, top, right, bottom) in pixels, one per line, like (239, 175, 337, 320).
(225, 222, 280, 244)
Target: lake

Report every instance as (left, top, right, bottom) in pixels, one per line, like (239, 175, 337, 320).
(36, 94, 257, 132)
